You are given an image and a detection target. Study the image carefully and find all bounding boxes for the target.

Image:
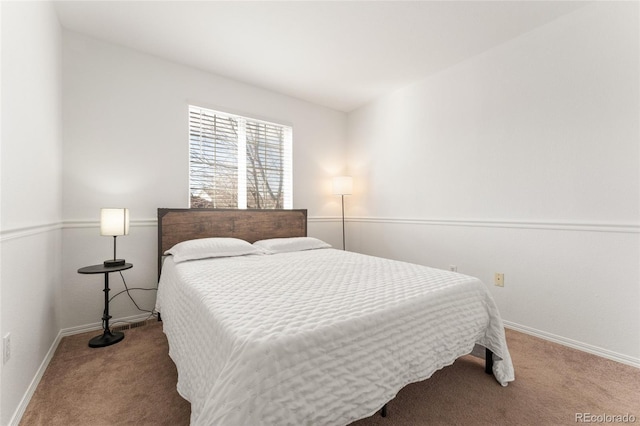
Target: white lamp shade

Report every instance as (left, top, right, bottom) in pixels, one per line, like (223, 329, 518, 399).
(100, 208, 130, 236)
(332, 176, 353, 195)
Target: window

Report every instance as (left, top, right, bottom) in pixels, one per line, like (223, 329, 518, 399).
(189, 106, 292, 209)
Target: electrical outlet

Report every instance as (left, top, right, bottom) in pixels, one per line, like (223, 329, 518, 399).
(449, 265, 457, 272)
(494, 273, 505, 287)
(3, 333, 11, 364)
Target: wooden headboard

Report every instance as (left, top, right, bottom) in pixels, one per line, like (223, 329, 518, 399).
(157, 208, 307, 278)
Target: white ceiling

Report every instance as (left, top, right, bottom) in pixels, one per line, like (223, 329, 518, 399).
(54, 1, 588, 112)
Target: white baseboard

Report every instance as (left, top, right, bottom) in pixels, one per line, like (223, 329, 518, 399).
(8, 330, 63, 426)
(504, 320, 640, 368)
(7, 313, 156, 426)
(59, 313, 153, 337)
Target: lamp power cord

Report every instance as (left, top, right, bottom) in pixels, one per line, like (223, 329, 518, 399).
(101, 271, 158, 330)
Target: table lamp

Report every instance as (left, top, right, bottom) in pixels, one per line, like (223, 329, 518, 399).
(100, 208, 129, 267)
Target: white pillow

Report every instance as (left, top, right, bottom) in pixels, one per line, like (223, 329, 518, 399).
(253, 237, 331, 254)
(165, 237, 261, 263)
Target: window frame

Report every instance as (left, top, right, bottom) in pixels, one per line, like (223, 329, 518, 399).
(188, 105, 293, 210)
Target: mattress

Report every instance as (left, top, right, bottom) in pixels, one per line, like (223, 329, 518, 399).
(156, 248, 514, 425)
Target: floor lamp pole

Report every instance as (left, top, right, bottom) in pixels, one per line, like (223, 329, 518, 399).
(341, 194, 346, 250)
(333, 175, 352, 251)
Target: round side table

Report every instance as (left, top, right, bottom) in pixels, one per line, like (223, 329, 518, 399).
(78, 263, 133, 348)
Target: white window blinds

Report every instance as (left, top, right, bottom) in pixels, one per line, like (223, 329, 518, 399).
(189, 106, 292, 209)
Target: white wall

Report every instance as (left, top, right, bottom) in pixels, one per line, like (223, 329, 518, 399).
(0, 1, 63, 424)
(61, 31, 347, 329)
(346, 2, 640, 364)
(2, 2, 637, 423)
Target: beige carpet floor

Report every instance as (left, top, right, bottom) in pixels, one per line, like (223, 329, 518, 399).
(19, 322, 640, 425)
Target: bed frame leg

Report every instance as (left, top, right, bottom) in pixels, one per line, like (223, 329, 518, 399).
(381, 404, 387, 417)
(157, 312, 162, 322)
(485, 348, 494, 375)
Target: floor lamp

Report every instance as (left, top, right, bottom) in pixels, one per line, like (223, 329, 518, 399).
(332, 176, 352, 251)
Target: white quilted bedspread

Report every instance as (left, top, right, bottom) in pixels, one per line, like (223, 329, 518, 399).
(156, 248, 514, 425)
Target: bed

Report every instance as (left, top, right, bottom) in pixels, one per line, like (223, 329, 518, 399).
(156, 208, 514, 425)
